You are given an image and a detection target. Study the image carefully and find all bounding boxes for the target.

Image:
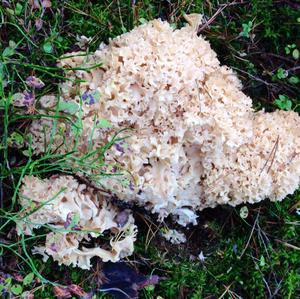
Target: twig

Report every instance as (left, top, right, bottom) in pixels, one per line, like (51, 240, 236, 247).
(269, 276, 284, 299)
(197, 1, 248, 34)
(259, 136, 279, 176)
(197, 4, 228, 34)
(256, 220, 280, 287)
(195, 80, 202, 112)
(266, 136, 279, 174)
(274, 239, 300, 251)
(232, 67, 273, 86)
(250, 254, 273, 298)
(287, 65, 300, 75)
(218, 283, 233, 299)
(117, 0, 125, 30)
(239, 213, 259, 258)
(136, 212, 161, 250)
(265, 53, 295, 63)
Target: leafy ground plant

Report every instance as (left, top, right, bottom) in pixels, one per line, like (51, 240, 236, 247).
(1, 0, 300, 298)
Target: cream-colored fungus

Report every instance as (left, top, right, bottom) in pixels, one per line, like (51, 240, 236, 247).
(18, 175, 136, 269)
(17, 15, 300, 268)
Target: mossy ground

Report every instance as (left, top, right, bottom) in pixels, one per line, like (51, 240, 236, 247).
(0, 1, 299, 298)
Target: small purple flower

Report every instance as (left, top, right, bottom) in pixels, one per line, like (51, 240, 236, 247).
(2, 1, 11, 8)
(82, 91, 95, 105)
(35, 18, 43, 31)
(41, 0, 52, 8)
(26, 76, 45, 89)
(14, 273, 23, 282)
(129, 181, 134, 191)
(23, 91, 35, 106)
(50, 242, 58, 252)
(82, 90, 100, 105)
(1, 287, 8, 296)
(64, 212, 72, 229)
(0, 271, 11, 283)
(64, 212, 81, 230)
(73, 224, 81, 231)
(115, 140, 126, 154)
(29, 0, 41, 9)
(114, 210, 129, 227)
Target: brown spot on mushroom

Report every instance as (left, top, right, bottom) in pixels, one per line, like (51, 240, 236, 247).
(169, 136, 178, 145)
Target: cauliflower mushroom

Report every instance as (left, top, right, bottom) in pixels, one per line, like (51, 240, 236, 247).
(17, 175, 137, 269)
(20, 15, 300, 230)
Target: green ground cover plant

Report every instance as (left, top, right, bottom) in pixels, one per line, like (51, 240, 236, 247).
(0, 1, 299, 298)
